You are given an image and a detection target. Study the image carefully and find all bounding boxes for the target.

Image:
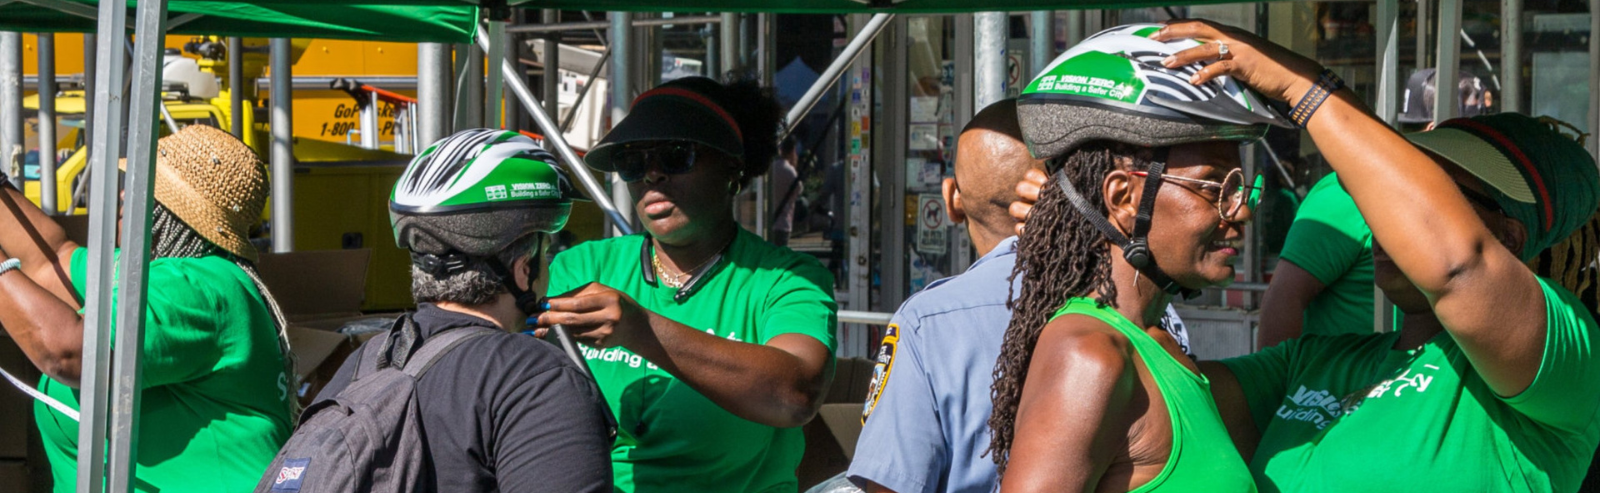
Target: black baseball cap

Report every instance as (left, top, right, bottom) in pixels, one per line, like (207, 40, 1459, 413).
(585, 77, 746, 172)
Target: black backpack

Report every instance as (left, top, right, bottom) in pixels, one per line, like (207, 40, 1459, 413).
(255, 316, 494, 493)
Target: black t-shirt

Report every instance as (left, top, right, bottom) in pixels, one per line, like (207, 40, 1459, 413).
(315, 304, 613, 493)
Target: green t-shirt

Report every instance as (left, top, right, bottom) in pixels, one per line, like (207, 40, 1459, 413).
(548, 229, 838, 493)
(1278, 173, 1375, 337)
(1051, 299, 1257, 492)
(1221, 278, 1600, 493)
(36, 248, 292, 493)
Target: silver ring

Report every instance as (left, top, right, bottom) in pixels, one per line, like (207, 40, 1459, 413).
(1216, 41, 1232, 60)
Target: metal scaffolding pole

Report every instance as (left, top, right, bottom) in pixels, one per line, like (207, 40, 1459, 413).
(1434, 0, 1463, 122)
(78, 0, 130, 489)
(82, 34, 94, 172)
(504, 14, 523, 132)
(783, 13, 894, 139)
(877, 15, 908, 310)
(107, 0, 168, 487)
(543, 9, 561, 121)
(1065, 11, 1086, 46)
(228, 37, 244, 138)
(1502, 0, 1523, 113)
(38, 33, 57, 215)
(758, 13, 774, 87)
(1376, 0, 1401, 124)
(975, 12, 1008, 111)
(486, 21, 506, 129)
(476, 26, 633, 234)
(1, 33, 20, 189)
(1417, 0, 1431, 70)
(418, 42, 452, 146)
(1030, 11, 1053, 80)
(720, 13, 738, 75)
(454, 43, 484, 130)
(609, 12, 635, 236)
(270, 38, 294, 253)
(1590, 0, 1600, 157)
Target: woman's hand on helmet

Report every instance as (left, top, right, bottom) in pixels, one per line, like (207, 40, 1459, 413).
(1011, 168, 1049, 236)
(1154, 20, 1324, 106)
(534, 282, 652, 349)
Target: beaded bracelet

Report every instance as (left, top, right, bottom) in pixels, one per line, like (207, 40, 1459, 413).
(1289, 69, 1345, 128)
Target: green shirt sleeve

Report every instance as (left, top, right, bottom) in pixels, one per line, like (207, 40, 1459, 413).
(1499, 278, 1600, 433)
(1220, 339, 1298, 431)
(70, 248, 226, 388)
(1280, 174, 1370, 286)
(757, 257, 838, 351)
(547, 242, 596, 297)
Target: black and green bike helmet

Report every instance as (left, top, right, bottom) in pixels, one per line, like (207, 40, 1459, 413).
(390, 129, 580, 259)
(1018, 23, 1290, 160)
(1019, 25, 1289, 297)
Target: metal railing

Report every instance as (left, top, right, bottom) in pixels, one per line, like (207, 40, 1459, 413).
(331, 78, 421, 154)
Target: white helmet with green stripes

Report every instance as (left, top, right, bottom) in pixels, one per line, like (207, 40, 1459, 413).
(390, 129, 579, 258)
(1018, 24, 1291, 160)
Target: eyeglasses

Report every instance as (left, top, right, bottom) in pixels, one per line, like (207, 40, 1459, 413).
(1131, 168, 1261, 223)
(613, 142, 701, 183)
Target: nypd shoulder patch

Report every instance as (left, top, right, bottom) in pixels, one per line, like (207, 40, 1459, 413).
(860, 324, 901, 425)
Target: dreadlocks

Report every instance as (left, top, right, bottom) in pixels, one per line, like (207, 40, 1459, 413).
(151, 204, 300, 419)
(987, 142, 1155, 476)
(1529, 212, 1600, 314)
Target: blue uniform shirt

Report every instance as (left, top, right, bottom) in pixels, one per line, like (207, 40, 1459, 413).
(846, 237, 1195, 493)
(848, 237, 1019, 493)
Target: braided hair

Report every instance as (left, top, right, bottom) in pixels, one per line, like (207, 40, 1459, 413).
(986, 141, 1155, 476)
(1529, 212, 1600, 314)
(151, 204, 299, 420)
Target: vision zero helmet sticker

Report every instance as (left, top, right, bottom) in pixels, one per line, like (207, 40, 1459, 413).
(860, 324, 900, 425)
(270, 458, 310, 492)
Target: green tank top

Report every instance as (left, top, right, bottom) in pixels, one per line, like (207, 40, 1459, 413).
(1050, 298, 1257, 493)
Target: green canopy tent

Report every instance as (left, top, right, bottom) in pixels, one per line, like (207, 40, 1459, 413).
(506, 0, 1270, 13)
(0, 0, 478, 41)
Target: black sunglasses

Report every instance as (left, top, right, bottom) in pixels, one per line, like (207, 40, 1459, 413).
(613, 142, 700, 183)
(1458, 185, 1504, 214)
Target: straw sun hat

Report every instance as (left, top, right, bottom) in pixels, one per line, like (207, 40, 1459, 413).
(122, 124, 270, 262)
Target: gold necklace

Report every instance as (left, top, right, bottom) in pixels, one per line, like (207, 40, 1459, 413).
(652, 238, 729, 289)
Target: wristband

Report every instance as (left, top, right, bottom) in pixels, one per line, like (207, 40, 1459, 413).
(1289, 69, 1345, 128)
(0, 258, 19, 277)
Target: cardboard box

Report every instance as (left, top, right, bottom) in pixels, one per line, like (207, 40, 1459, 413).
(256, 249, 373, 322)
(0, 460, 30, 492)
(257, 249, 402, 405)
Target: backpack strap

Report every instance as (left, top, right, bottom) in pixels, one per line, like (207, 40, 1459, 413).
(401, 326, 499, 379)
(352, 316, 406, 382)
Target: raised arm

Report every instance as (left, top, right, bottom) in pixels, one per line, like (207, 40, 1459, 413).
(1157, 20, 1545, 396)
(537, 282, 834, 428)
(0, 184, 82, 307)
(999, 317, 1135, 493)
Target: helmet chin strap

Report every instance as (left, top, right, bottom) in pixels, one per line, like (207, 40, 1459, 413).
(1050, 150, 1199, 299)
(485, 255, 548, 318)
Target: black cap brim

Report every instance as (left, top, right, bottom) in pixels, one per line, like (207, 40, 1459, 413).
(585, 90, 745, 172)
